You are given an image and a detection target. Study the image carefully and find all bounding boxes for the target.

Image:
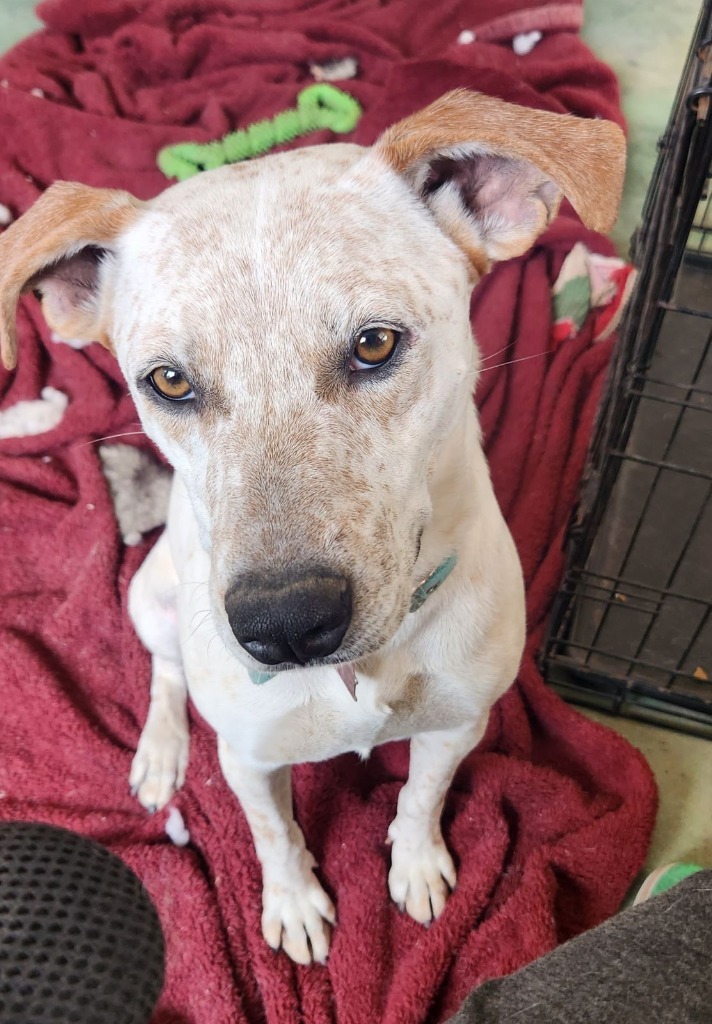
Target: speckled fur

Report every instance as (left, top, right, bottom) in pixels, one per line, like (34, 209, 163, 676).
(0, 91, 625, 965)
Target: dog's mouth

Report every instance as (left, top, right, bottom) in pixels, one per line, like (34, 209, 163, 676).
(247, 655, 360, 700)
(237, 548, 456, 698)
(335, 663, 358, 699)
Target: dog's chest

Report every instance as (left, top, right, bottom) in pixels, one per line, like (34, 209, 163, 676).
(181, 630, 450, 765)
(236, 674, 398, 765)
(170, 493, 473, 766)
(178, 604, 466, 766)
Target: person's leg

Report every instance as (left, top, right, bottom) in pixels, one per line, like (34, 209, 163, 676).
(448, 868, 712, 1024)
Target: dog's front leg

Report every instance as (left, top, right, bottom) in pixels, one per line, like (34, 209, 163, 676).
(128, 530, 189, 811)
(388, 720, 486, 924)
(218, 738, 336, 965)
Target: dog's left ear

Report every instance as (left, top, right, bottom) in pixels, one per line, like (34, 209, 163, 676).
(0, 181, 144, 370)
(373, 89, 626, 272)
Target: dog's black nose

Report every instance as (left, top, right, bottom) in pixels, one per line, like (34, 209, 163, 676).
(225, 568, 352, 666)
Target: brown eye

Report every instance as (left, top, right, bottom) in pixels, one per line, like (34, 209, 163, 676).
(352, 327, 400, 369)
(147, 366, 195, 402)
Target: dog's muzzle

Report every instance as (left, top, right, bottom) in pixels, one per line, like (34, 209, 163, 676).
(225, 566, 352, 666)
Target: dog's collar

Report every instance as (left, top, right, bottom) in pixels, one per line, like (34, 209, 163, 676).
(247, 554, 457, 686)
(409, 553, 457, 613)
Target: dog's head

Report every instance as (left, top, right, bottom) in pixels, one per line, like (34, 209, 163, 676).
(0, 91, 624, 672)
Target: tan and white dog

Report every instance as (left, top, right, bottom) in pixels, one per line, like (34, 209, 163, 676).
(0, 90, 624, 965)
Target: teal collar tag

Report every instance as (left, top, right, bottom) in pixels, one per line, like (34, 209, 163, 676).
(248, 554, 457, 685)
(249, 668, 277, 685)
(409, 554, 457, 613)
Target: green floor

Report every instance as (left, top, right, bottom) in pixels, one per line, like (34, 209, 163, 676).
(0, 0, 709, 871)
(582, 0, 711, 871)
(584, 0, 702, 253)
(0, 0, 39, 52)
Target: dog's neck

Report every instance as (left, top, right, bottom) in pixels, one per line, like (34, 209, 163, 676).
(414, 400, 490, 587)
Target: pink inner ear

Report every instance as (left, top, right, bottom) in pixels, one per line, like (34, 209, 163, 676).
(31, 247, 105, 318)
(426, 153, 559, 233)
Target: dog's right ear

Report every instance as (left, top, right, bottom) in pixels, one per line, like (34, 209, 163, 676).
(372, 90, 625, 275)
(0, 182, 144, 370)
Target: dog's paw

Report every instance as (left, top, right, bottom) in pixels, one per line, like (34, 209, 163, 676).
(388, 836, 456, 925)
(262, 861, 336, 965)
(129, 714, 189, 812)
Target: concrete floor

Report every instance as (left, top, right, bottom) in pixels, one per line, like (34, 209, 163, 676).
(0, 0, 709, 872)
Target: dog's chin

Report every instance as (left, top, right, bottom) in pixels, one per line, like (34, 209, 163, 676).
(284, 623, 410, 674)
(211, 618, 379, 674)
(229, 631, 403, 676)
(240, 641, 384, 675)
(212, 586, 411, 674)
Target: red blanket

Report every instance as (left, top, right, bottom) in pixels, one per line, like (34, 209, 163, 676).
(0, 2, 656, 1022)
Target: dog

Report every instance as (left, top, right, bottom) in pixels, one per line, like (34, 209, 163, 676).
(0, 90, 624, 965)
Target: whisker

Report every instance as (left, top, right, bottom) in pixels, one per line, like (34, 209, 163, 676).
(184, 609, 212, 644)
(479, 341, 515, 364)
(189, 607, 211, 627)
(206, 631, 223, 659)
(186, 582, 209, 603)
(479, 351, 550, 374)
(80, 429, 147, 447)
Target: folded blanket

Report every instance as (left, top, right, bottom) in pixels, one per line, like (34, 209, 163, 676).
(0, 2, 656, 1022)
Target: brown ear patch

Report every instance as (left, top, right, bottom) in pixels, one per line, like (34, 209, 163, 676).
(0, 182, 143, 369)
(374, 89, 626, 237)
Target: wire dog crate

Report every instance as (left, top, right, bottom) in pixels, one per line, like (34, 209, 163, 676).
(542, 0, 712, 738)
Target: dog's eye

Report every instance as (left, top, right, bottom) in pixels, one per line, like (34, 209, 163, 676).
(147, 366, 195, 402)
(352, 327, 400, 370)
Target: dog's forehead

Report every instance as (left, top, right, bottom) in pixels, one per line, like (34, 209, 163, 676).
(113, 144, 468, 393)
(121, 144, 451, 293)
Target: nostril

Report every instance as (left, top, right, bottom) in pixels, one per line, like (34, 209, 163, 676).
(245, 640, 300, 665)
(225, 567, 352, 666)
(298, 622, 346, 662)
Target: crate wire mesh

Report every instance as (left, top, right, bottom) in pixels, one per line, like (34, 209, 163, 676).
(542, 0, 712, 738)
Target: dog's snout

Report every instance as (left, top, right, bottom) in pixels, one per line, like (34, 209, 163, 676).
(225, 568, 352, 666)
